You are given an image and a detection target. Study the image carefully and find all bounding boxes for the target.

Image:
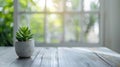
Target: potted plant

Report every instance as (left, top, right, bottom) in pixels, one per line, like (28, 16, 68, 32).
(15, 26, 34, 58)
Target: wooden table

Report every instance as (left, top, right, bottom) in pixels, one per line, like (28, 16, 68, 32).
(0, 47, 120, 67)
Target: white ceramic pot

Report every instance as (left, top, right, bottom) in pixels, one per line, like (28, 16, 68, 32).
(15, 39, 34, 58)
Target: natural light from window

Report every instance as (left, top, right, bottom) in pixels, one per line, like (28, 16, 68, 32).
(18, 0, 100, 45)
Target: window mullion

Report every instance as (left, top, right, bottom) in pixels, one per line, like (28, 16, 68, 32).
(62, 0, 66, 42)
(44, 0, 48, 43)
(79, 0, 85, 43)
(81, 0, 84, 11)
(13, 0, 19, 46)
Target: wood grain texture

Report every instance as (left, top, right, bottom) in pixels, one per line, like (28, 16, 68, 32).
(0, 47, 119, 67)
(58, 48, 111, 67)
(89, 47, 120, 67)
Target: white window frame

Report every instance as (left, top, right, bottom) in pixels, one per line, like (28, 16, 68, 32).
(13, 0, 105, 47)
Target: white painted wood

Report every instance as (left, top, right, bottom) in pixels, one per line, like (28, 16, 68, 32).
(30, 48, 47, 67)
(0, 47, 17, 67)
(0, 47, 119, 67)
(19, 11, 100, 14)
(13, 0, 19, 46)
(24, 47, 41, 67)
(35, 43, 102, 47)
(89, 47, 120, 67)
(40, 48, 57, 67)
(58, 47, 111, 67)
(99, 0, 105, 46)
(44, 0, 47, 43)
(9, 47, 41, 67)
(0, 47, 12, 56)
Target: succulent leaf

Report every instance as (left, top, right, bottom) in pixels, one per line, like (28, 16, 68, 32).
(16, 26, 33, 41)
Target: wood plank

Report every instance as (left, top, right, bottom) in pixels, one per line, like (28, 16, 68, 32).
(9, 47, 41, 67)
(0, 47, 17, 67)
(30, 48, 47, 67)
(58, 47, 111, 67)
(0, 47, 13, 56)
(89, 47, 118, 54)
(40, 48, 58, 67)
(0, 47, 119, 67)
(89, 47, 120, 67)
(25, 47, 42, 67)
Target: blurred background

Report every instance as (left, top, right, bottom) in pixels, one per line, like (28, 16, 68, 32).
(1, 0, 120, 53)
(0, 0, 100, 46)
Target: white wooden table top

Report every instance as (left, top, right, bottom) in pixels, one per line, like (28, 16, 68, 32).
(0, 47, 120, 67)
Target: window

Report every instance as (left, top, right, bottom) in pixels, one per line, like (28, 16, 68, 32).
(14, 0, 101, 46)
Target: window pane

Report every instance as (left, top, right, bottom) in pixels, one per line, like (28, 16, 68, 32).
(18, 0, 101, 45)
(65, 14, 81, 42)
(46, 0, 64, 12)
(83, 14, 99, 43)
(19, 14, 45, 43)
(66, 0, 82, 11)
(84, 0, 100, 11)
(46, 14, 63, 43)
(19, 0, 45, 11)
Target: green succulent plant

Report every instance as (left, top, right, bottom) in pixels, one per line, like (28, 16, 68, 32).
(16, 26, 33, 41)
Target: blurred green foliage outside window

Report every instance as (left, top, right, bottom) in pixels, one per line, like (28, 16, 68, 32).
(0, 0, 13, 46)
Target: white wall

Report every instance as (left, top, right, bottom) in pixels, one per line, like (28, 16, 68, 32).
(104, 0, 120, 53)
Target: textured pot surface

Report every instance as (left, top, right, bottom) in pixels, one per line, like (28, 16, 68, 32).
(15, 39, 34, 57)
